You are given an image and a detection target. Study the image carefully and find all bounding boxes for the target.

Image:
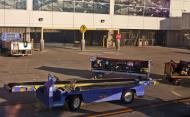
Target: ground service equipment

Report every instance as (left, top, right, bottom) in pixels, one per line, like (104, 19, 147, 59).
(164, 60, 190, 85)
(91, 57, 151, 79)
(5, 74, 157, 111)
(0, 32, 32, 56)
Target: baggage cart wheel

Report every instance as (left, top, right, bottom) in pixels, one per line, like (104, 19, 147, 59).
(121, 90, 134, 104)
(172, 79, 181, 85)
(93, 73, 104, 79)
(166, 76, 181, 85)
(68, 95, 82, 111)
(166, 76, 173, 83)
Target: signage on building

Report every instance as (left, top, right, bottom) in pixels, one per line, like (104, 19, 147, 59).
(80, 25, 87, 33)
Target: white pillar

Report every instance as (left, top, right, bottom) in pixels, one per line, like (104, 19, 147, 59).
(110, 0, 114, 15)
(27, 0, 32, 11)
(25, 27, 31, 42)
(81, 32, 85, 51)
(40, 27, 44, 51)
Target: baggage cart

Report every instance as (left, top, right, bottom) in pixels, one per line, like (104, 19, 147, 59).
(91, 57, 151, 79)
(164, 60, 190, 85)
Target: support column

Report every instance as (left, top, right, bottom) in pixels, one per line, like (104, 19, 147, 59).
(25, 27, 31, 42)
(106, 30, 115, 48)
(40, 27, 44, 51)
(110, 0, 114, 15)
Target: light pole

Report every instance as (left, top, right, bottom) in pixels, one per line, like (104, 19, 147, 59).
(80, 25, 87, 51)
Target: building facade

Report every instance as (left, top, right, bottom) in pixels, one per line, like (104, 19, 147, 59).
(0, 0, 190, 47)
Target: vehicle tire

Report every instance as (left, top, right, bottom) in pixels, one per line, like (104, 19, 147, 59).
(68, 95, 82, 111)
(94, 73, 104, 79)
(121, 90, 134, 104)
(172, 80, 181, 85)
(167, 76, 173, 83)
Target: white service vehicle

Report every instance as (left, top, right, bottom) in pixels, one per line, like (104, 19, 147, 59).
(1, 32, 32, 56)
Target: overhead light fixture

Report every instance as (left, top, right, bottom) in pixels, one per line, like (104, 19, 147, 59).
(38, 18, 44, 22)
(100, 19, 105, 23)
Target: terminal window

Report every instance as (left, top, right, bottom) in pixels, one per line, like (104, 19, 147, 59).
(0, 0, 26, 9)
(33, 0, 110, 14)
(114, 0, 170, 17)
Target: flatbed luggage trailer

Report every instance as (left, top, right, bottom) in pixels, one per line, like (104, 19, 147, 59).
(164, 60, 190, 85)
(35, 75, 156, 111)
(91, 57, 151, 79)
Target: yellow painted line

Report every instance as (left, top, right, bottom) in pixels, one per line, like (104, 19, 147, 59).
(87, 97, 190, 117)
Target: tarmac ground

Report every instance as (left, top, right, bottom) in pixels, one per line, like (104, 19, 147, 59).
(0, 46, 190, 117)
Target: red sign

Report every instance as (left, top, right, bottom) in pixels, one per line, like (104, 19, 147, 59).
(116, 34, 121, 40)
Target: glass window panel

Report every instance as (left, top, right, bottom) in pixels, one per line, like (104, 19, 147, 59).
(115, 0, 144, 6)
(144, 7, 169, 17)
(75, 2, 93, 13)
(53, 0, 63, 11)
(4, 0, 16, 9)
(16, 0, 26, 9)
(115, 0, 128, 5)
(41, 0, 53, 11)
(145, 0, 170, 8)
(126, 0, 144, 7)
(53, 0, 74, 12)
(0, 0, 5, 9)
(94, 3, 109, 14)
(128, 6, 144, 16)
(94, 0, 109, 3)
(4, 0, 26, 9)
(62, 1, 74, 12)
(75, 0, 93, 2)
(114, 0, 170, 17)
(114, 5, 128, 15)
(33, 0, 41, 10)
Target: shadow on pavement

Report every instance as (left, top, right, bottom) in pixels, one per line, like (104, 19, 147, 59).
(174, 51, 190, 55)
(0, 88, 36, 106)
(36, 66, 92, 79)
(36, 66, 149, 80)
(36, 66, 190, 88)
(82, 97, 190, 117)
(0, 87, 95, 117)
(150, 73, 190, 88)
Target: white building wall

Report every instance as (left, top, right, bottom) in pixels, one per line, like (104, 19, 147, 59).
(93, 14, 112, 29)
(183, 0, 190, 12)
(170, 0, 183, 17)
(53, 12, 74, 28)
(29, 11, 53, 27)
(4, 10, 30, 27)
(0, 0, 189, 30)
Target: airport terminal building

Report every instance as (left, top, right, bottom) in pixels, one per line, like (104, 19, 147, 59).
(0, 0, 190, 48)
